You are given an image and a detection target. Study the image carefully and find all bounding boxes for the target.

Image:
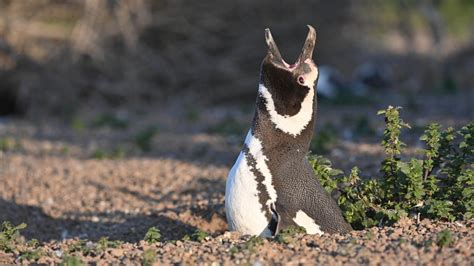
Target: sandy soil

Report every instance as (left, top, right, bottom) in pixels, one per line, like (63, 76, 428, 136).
(0, 93, 473, 264)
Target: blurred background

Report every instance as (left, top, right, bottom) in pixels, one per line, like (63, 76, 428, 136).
(0, 0, 473, 166)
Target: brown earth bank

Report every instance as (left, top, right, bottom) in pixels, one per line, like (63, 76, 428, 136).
(0, 92, 473, 264)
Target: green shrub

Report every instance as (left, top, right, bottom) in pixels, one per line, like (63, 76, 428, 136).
(436, 229, 454, 247)
(143, 249, 156, 266)
(0, 138, 13, 151)
(97, 237, 123, 251)
(311, 106, 474, 229)
(91, 147, 126, 160)
(230, 236, 264, 254)
(275, 226, 306, 244)
(308, 155, 343, 193)
(0, 137, 22, 152)
(191, 229, 209, 242)
(242, 236, 264, 252)
(19, 248, 44, 262)
(60, 255, 83, 266)
(144, 227, 161, 244)
(71, 117, 86, 133)
(135, 126, 158, 152)
(92, 113, 129, 129)
(91, 149, 107, 159)
(0, 221, 27, 252)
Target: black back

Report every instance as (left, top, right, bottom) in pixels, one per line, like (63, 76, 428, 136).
(252, 54, 352, 235)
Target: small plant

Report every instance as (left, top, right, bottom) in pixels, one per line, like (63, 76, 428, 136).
(185, 107, 200, 122)
(377, 106, 411, 202)
(275, 226, 306, 245)
(420, 123, 441, 180)
(66, 239, 103, 256)
(440, 75, 458, 94)
(143, 249, 156, 266)
(457, 167, 474, 220)
(436, 229, 454, 247)
(27, 239, 39, 248)
(242, 236, 264, 252)
(135, 126, 158, 152)
(424, 199, 455, 221)
(67, 239, 86, 254)
(144, 227, 161, 244)
(91, 147, 126, 160)
(71, 118, 86, 133)
(60, 255, 83, 266)
(0, 221, 27, 252)
(91, 149, 107, 159)
(61, 145, 71, 155)
(110, 147, 126, 159)
(92, 113, 129, 129)
(230, 236, 264, 254)
(19, 248, 44, 262)
(0, 137, 22, 152)
(229, 245, 239, 255)
(74, 241, 98, 256)
(309, 154, 343, 193)
(0, 137, 12, 151)
(97, 237, 123, 251)
(191, 229, 209, 242)
(311, 106, 473, 229)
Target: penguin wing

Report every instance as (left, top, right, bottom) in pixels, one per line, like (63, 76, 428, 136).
(274, 161, 352, 235)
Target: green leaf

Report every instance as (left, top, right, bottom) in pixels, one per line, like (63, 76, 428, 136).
(307, 107, 473, 230)
(436, 230, 454, 248)
(144, 227, 161, 244)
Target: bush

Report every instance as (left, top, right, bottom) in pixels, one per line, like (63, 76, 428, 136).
(144, 227, 161, 244)
(311, 106, 473, 229)
(0, 222, 27, 253)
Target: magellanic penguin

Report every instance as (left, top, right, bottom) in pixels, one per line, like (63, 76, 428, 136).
(225, 25, 352, 237)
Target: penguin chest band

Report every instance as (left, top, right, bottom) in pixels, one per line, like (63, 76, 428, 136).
(225, 132, 277, 237)
(258, 84, 314, 137)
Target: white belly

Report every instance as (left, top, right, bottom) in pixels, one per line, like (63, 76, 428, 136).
(225, 151, 272, 237)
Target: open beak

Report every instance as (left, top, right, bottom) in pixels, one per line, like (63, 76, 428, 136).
(264, 25, 317, 68)
(296, 25, 316, 64)
(265, 28, 285, 66)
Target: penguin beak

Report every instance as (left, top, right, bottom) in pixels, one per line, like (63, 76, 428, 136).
(296, 25, 317, 64)
(265, 28, 285, 67)
(265, 25, 317, 69)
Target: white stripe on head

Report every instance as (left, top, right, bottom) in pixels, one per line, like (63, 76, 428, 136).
(244, 131, 278, 205)
(258, 83, 314, 137)
(293, 210, 323, 235)
(301, 59, 319, 88)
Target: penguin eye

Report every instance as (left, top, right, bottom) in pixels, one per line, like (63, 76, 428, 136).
(297, 76, 305, 85)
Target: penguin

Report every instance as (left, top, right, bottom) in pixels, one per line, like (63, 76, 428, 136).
(225, 25, 352, 237)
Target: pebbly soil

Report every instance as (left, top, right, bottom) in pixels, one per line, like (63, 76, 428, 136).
(0, 92, 473, 264)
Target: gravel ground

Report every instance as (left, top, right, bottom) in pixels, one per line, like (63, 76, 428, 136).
(0, 94, 473, 264)
(0, 218, 472, 265)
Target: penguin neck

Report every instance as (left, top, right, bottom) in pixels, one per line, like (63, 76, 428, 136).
(251, 85, 316, 154)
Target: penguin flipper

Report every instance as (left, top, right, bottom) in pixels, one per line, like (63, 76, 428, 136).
(272, 202, 299, 236)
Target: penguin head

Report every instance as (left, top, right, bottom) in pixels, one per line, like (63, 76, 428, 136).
(259, 25, 318, 117)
